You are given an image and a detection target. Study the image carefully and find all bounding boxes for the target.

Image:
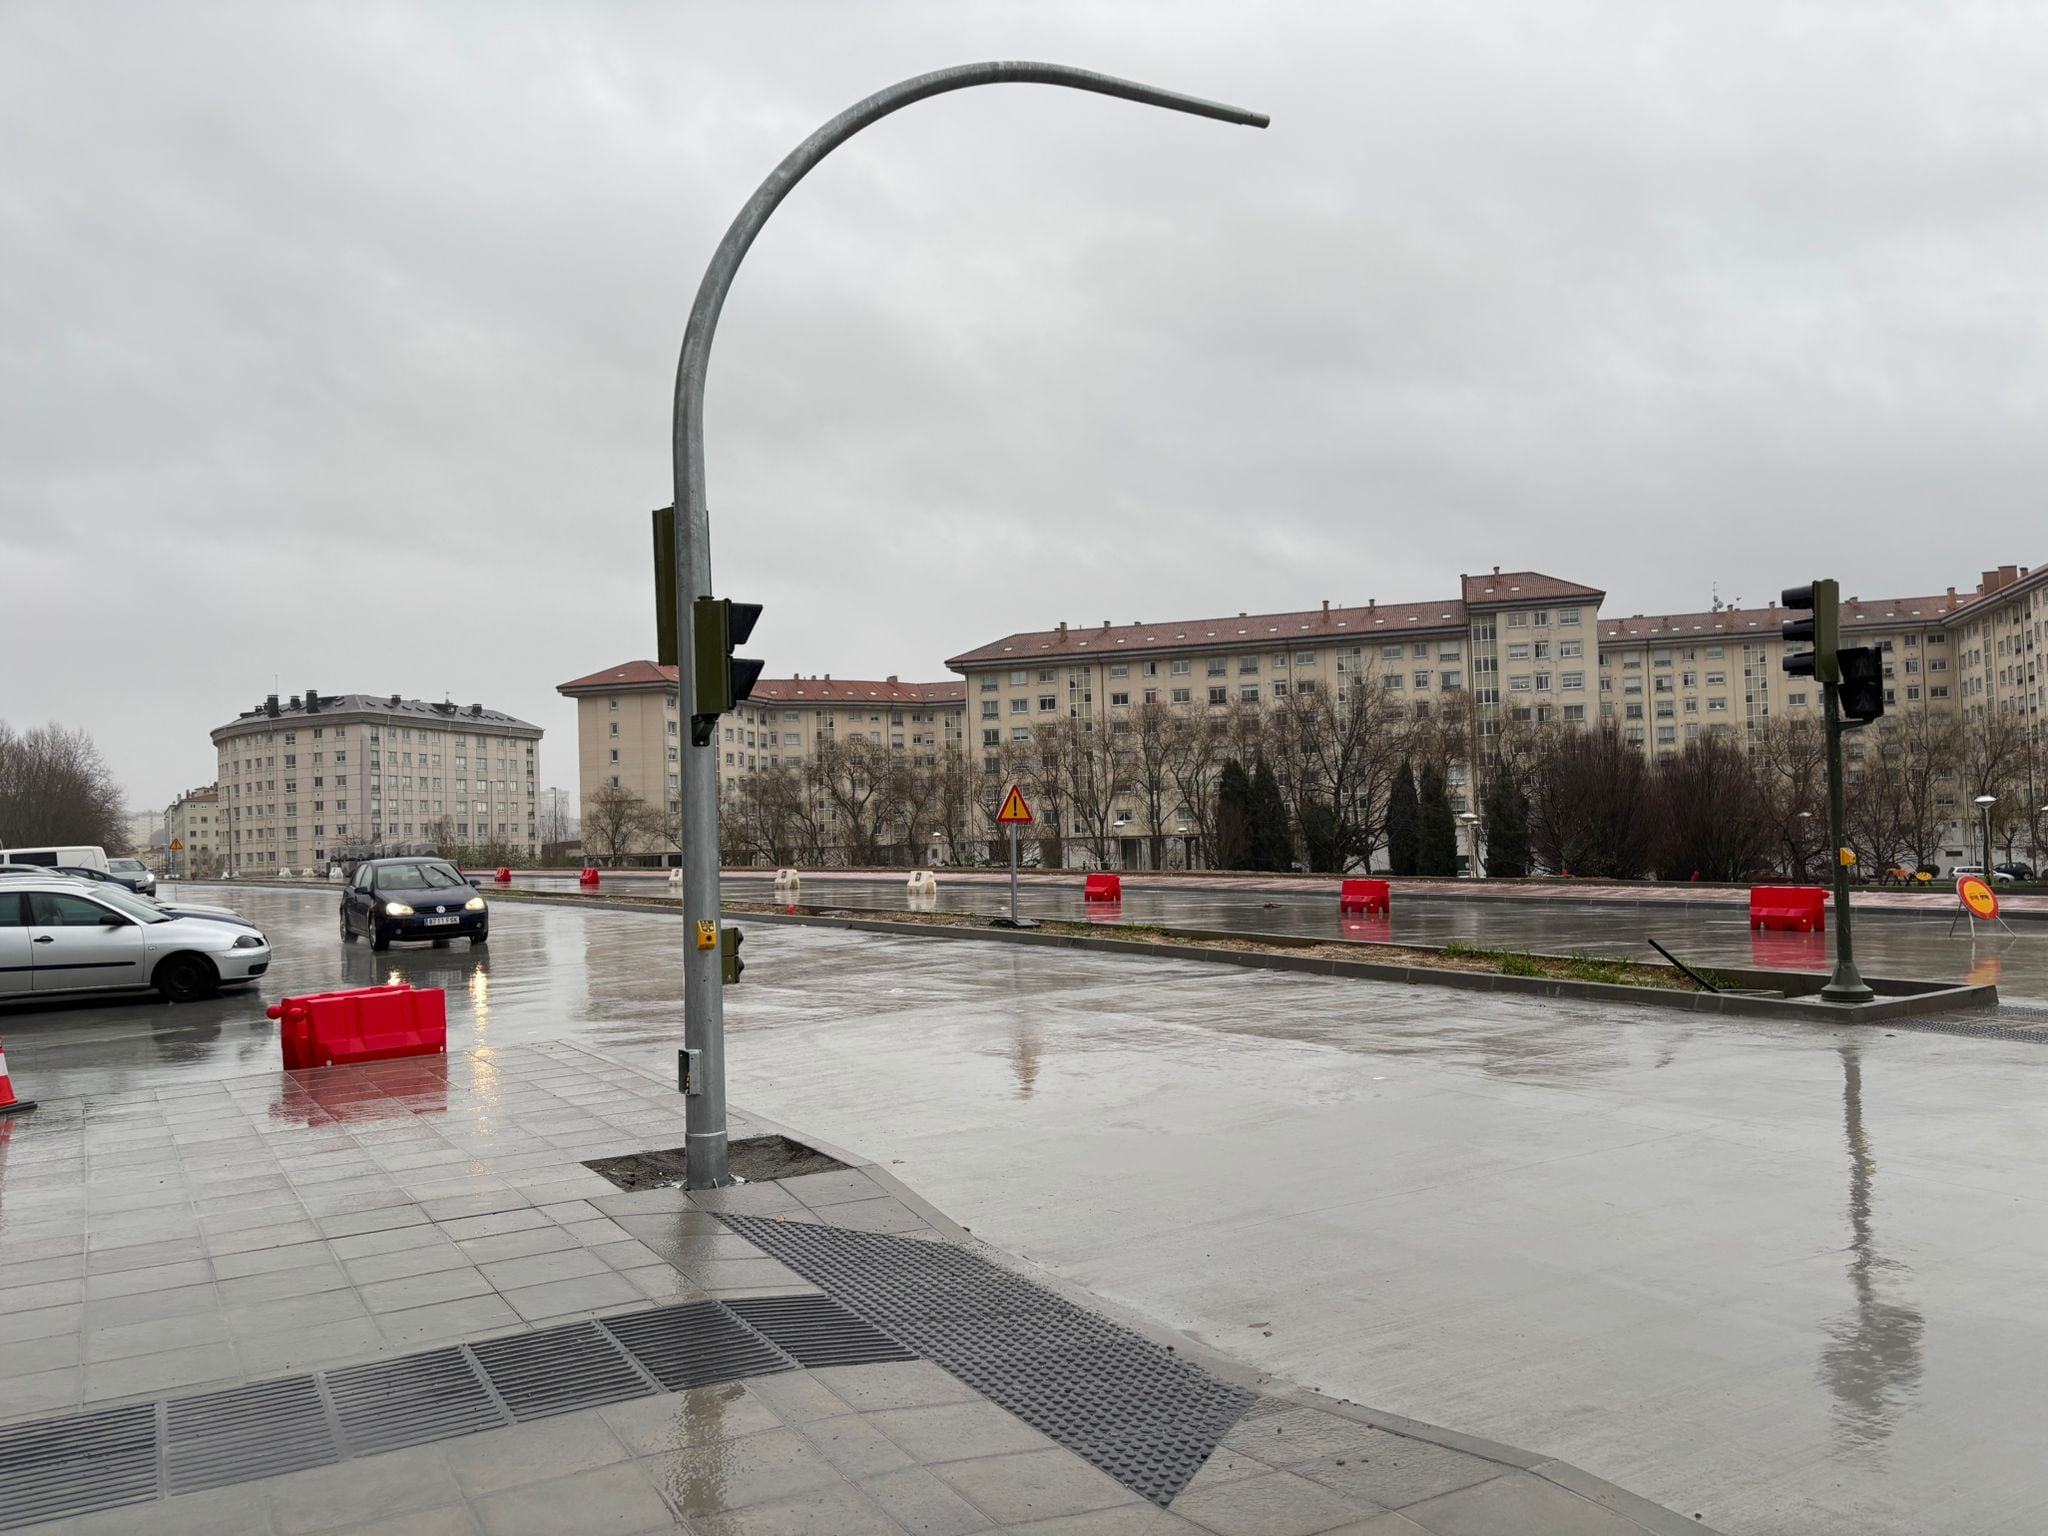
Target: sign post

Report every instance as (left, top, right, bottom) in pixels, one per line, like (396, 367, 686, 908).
(995, 784, 1034, 928)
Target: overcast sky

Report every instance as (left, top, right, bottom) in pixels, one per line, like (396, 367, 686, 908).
(5, 2, 2045, 810)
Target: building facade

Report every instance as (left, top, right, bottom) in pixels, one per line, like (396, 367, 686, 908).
(944, 571, 1604, 862)
(556, 662, 967, 862)
(208, 691, 542, 872)
(163, 786, 221, 877)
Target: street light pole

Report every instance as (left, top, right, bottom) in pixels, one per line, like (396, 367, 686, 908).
(670, 63, 1268, 1190)
(1819, 681, 1873, 1004)
(1974, 793, 1997, 877)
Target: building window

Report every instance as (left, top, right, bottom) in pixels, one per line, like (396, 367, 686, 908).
(1011, 727, 1032, 741)
(1788, 691, 1808, 706)
(1010, 698, 1028, 714)
(1171, 659, 1191, 675)
(981, 702, 998, 719)
(1412, 671, 1430, 690)
(1272, 681, 1290, 698)
(1110, 692, 1130, 706)
(1208, 686, 1228, 706)
(1207, 658, 1227, 676)
(1239, 656, 1259, 674)
(1239, 684, 1259, 702)
(1172, 688, 1191, 705)
(1507, 643, 1531, 661)
(1509, 676, 1532, 693)
(1505, 612, 1528, 629)
(1558, 608, 1581, 624)
(1038, 695, 1057, 713)
(1561, 672, 1584, 690)
(1563, 704, 1586, 722)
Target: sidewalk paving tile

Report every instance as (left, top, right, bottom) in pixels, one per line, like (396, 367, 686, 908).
(933, 1447, 1142, 1526)
(1395, 1472, 1651, 1535)
(859, 1465, 995, 1534)
(600, 1383, 785, 1455)
(866, 1400, 1056, 1464)
(470, 1460, 675, 1536)
(642, 1424, 844, 1514)
(441, 1413, 631, 1498)
(688, 1480, 902, 1535)
(1167, 1468, 1375, 1536)
(264, 1445, 463, 1535)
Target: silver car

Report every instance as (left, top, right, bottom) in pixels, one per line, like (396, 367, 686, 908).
(105, 857, 158, 896)
(0, 875, 271, 1004)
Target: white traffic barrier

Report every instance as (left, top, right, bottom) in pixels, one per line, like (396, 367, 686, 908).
(772, 868, 801, 898)
(328, 866, 345, 883)
(667, 867, 682, 884)
(906, 869, 938, 896)
(277, 867, 293, 879)
(300, 868, 315, 878)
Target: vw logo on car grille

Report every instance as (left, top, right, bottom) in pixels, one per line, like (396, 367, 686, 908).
(434, 906, 445, 913)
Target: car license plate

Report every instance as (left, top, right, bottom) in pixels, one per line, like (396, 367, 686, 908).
(424, 915, 460, 927)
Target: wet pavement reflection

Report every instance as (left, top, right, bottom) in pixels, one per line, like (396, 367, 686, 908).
(6, 883, 2047, 1534)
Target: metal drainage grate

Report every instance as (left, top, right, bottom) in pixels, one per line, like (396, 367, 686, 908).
(725, 1293, 916, 1369)
(0, 1402, 157, 1532)
(329, 1348, 507, 1457)
(470, 1320, 653, 1421)
(166, 1376, 339, 1495)
(725, 1215, 1254, 1507)
(603, 1300, 793, 1392)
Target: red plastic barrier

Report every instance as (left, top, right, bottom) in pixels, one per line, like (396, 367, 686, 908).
(494, 867, 512, 883)
(1084, 872, 1122, 902)
(266, 985, 447, 1069)
(1339, 878, 1391, 915)
(1749, 885, 1826, 933)
(578, 867, 601, 887)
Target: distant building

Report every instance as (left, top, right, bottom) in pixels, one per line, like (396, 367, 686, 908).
(555, 662, 966, 862)
(208, 691, 542, 872)
(164, 786, 221, 877)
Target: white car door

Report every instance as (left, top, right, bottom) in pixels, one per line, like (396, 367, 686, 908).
(0, 891, 34, 997)
(27, 890, 149, 992)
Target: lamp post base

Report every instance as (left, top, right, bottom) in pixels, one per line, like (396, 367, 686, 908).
(1820, 967, 1876, 1005)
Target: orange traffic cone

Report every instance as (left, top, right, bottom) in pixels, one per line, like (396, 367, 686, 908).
(0, 1040, 35, 1115)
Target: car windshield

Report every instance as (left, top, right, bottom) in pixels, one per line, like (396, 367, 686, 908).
(109, 859, 145, 873)
(375, 862, 467, 891)
(87, 886, 171, 924)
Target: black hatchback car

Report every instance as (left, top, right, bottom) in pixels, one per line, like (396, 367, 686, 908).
(340, 858, 488, 950)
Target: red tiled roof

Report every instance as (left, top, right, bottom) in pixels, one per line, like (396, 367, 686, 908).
(557, 660, 677, 694)
(945, 599, 1474, 669)
(1599, 594, 1970, 642)
(1459, 571, 1605, 607)
(751, 678, 964, 706)
(557, 663, 960, 706)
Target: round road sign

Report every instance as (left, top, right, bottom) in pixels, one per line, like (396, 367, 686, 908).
(1957, 875, 1999, 922)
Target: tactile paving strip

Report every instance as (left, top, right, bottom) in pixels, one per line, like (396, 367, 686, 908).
(469, 1320, 655, 1421)
(603, 1299, 793, 1391)
(166, 1376, 339, 1495)
(724, 1215, 1254, 1506)
(0, 1403, 157, 1532)
(328, 1348, 506, 1457)
(725, 1293, 917, 1369)
(0, 1292, 849, 1528)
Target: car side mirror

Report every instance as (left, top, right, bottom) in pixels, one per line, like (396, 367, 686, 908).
(468, 877, 482, 887)
(99, 912, 129, 927)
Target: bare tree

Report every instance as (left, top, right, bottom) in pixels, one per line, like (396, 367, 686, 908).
(1057, 719, 1134, 869)
(932, 746, 984, 864)
(1164, 712, 1225, 868)
(583, 782, 662, 865)
(813, 737, 897, 863)
(1752, 717, 1828, 878)
(1127, 701, 1180, 870)
(890, 754, 945, 865)
(1651, 734, 1776, 881)
(1528, 725, 1656, 877)
(1017, 726, 1076, 869)
(0, 720, 129, 850)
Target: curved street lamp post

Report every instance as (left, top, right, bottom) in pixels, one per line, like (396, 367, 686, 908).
(671, 63, 1269, 1188)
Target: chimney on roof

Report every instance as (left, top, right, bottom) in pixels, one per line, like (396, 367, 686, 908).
(1368, 598, 1376, 611)
(1238, 612, 1247, 618)
(824, 673, 830, 681)
(389, 693, 401, 707)
(265, 693, 279, 717)
(1321, 599, 1329, 614)
(1101, 619, 1110, 630)
(886, 674, 898, 684)
(468, 702, 482, 717)
(305, 689, 320, 713)
(288, 694, 301, 710)
(1493, 565, 1500, 576)
(1056, 622, 1067, 638)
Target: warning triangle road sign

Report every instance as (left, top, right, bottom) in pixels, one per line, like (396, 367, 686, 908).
(996, 784, 1034, 825)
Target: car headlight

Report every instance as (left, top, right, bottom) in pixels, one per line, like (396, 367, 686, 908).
(385, 901, 415, 916)
(465, 896, 487, 911)
(233, 934, 265, 949)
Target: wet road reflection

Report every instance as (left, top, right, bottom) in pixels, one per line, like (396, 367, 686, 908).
(1820, 1044, 1924, 1451)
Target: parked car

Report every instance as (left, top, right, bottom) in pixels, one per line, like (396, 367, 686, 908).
(340, 857, 488, 951)
(105, 857, 158, 896)
(1995, 862, 2036, 881)
(1951, 865, 2015, 884)
(0, 874, 270, 1003)
(0, 867, 257, 928)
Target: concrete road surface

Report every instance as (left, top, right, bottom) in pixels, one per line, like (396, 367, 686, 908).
(6, 884, 2045, 1534)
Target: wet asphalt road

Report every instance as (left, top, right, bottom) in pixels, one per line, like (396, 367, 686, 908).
(6, 883, 2048, 1533)
(526, 869, 2045, 1001)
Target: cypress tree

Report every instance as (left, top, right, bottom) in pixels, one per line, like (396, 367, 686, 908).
(1214, 759, 1256, 870)
(1386, 759, 1419, 876)
(1250, 754, 1292, 871)
(1418, 762, 1459, 876)
(1483, 772, 1532, 878)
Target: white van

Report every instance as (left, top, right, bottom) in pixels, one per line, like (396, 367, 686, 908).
(0, 845, 111, 873)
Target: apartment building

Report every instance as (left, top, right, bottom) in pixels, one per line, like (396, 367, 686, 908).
(944, 571, 1603, 854)
(209, 691, 542, 872)
(163, 786, 221, 877)
(556, 662, 967, 860)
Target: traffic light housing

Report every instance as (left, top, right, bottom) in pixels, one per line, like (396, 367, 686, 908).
(1836, 646, 1885, 723)
(1780, 579, 1840, 684)
(719, 924, 744, 985)
(690, 597, 764, 746)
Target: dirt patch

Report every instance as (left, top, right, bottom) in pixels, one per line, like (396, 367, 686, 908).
(583, 1134, 848, 1191)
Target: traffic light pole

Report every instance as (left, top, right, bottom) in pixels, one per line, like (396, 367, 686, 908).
(1820, 682, 1874, 1004)
(669, 63, 1267, 1189)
